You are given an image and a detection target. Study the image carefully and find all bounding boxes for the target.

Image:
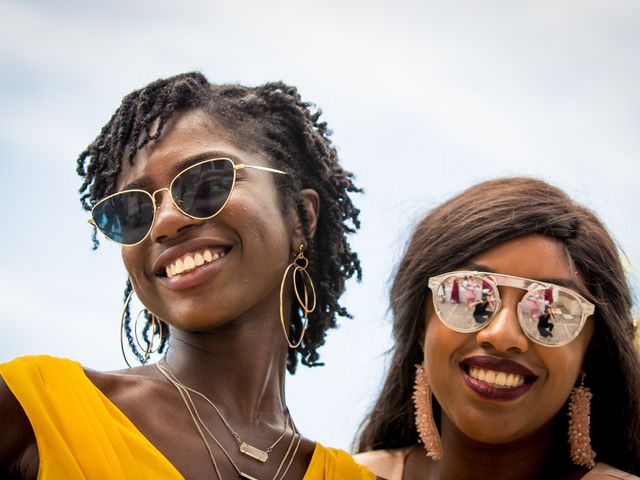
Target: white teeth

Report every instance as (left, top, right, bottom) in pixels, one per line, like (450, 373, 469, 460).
(184, 255, 195, 271)
(174, 258, 185, 274)
(469, 367, 525, 388)
(165, 248, 225, 278)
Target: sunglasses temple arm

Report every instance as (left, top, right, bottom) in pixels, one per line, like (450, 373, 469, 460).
(237, 164, 288, 175)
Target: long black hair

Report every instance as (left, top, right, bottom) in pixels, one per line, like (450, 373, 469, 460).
(77, 72, 362, 373)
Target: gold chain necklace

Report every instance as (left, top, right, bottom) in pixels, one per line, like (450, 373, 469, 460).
(157, 362, 289, 462)
(156, 363, 301, 480)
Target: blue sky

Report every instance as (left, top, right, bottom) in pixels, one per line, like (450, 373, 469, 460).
(1, 0, 638, 450)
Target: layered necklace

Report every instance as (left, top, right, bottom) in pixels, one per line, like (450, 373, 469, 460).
(156, 363, 301, 480)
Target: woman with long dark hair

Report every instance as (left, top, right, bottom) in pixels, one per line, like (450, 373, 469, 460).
(356, 177, 640, 479)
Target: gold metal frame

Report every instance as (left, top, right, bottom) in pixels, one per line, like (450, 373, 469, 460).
(88, 157, 287, 246)
(279, 245, 316, 349)
(427, 270, 595, 347)
(119, 287, 164, 367)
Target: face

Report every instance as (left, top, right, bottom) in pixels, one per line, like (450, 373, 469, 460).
(118, 110, 298, 332)
(423, 234, 594, 444)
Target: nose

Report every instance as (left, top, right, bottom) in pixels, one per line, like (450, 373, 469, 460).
(149, 188, 198, 242)
(475, 290, 529, 353)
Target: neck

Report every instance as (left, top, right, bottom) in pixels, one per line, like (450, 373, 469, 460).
(415, 416, 556, 480)
(161, 300, 290, 427)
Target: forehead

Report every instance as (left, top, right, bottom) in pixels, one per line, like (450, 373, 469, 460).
(116, 110, 270, 190)
(468, 234, 585, 290)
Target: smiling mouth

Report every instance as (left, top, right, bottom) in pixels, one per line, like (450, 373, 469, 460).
(467, 366, 526, 388)
(159, 247, 228, 278)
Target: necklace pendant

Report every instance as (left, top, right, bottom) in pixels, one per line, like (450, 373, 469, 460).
(239, 472, 259, 480)
(239, 441, 269, 462)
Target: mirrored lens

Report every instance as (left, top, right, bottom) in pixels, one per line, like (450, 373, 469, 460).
(92, 191, 155, 245)
(171, 159, 235, 218)
(432, 274, 498, 331)
(519, 287, 584, 345)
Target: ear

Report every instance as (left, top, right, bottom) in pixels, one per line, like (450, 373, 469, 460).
(291, 188, 320, 248)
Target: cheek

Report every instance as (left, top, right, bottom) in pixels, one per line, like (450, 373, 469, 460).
(121, 246, 150, 303)
(121, 247, 139, 282)
(541, 318, 594, 392)
(228, 195, 290, 255)
(423, 314, 466, 386)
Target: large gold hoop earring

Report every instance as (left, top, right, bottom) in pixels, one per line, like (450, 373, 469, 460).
(120, 287, 165, 367)
(279, 244, 316, 348)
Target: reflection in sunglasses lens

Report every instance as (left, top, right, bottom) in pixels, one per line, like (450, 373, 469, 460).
(434, 275, 497, 332)
(93, 191, 155, 244)
(433, 274, 586, 346)
(171, 159, 234, 218)
(520, 288, 583, 345)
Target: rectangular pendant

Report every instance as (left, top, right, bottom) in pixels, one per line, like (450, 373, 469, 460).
(239, 442, 269, 462)
(240, 472, 259, 480)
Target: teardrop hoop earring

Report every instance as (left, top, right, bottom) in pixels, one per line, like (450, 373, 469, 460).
(120, 287, 165, 367)
(279, 244, 317, 349)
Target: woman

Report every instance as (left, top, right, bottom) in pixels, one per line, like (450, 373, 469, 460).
(0, 72, 373, 479)
(356, 177, 640, 479)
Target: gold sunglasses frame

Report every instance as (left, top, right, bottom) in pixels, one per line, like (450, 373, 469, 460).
(88, 157, 287, 246)
(427, 270, 595, 347)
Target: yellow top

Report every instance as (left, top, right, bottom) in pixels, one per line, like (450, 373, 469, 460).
(0, 355, 374, 480)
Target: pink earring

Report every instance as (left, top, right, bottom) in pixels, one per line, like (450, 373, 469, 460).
(413, 364, 443, 460)
(567, 374, 596, 469)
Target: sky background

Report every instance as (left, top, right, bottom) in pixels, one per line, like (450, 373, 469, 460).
(1, 0, 639, 451)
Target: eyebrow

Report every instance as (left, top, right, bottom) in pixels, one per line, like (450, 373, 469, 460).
(121, 151, 243, 191)
(460, 261, 588, 295)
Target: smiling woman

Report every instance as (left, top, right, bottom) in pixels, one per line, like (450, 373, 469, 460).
(0, 72, 374, 479)
(354, 177, 640, 480)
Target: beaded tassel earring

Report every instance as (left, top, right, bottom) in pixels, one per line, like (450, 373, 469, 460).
(413, 364, 443, 460)
(567, 374, 596, 469)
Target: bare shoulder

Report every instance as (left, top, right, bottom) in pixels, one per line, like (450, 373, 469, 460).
(0, 375, 38, 479)
(583, 462, 640, 480)
(82, 363, 167, 424)
(354, 448, 411, 480)
(83, 363, 160, 396)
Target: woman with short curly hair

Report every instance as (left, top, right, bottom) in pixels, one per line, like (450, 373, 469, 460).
(0, 72, 373, 479)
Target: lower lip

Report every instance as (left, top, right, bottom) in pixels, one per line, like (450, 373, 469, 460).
(159, 253, 229, 290)
(461, 366, 534, 401)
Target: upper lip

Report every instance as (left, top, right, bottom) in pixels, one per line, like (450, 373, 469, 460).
(462, 355, 536, 377)
(151, 237, 233, 276)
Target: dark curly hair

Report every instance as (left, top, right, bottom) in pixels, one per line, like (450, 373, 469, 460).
(357, 177, 640, 475)
(76, 72, 362, 373)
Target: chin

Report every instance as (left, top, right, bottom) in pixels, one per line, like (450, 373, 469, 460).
(452, 413, 534, 446)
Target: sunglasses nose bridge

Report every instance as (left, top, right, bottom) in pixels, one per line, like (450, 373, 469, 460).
(475, 298, 530, 353)
(149, 185, 191, 223)
(150, 187, 171, 206)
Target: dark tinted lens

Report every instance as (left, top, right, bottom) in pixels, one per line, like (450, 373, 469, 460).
(171, 159, 235, 218)
(520, 287, 584, 345)
(433, 274, 497, 331)
(92, 191, 155, 244)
